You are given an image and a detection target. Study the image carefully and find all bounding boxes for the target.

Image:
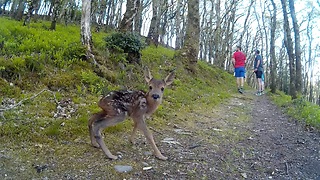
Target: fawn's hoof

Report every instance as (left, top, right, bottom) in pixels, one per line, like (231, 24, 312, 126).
(156, 154, 168, 161)
(107, 154, 118, 160)
(129, 139, 135, 145)
(91, 142, 100, 148)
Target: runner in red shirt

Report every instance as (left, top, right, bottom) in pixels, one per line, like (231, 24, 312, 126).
(232, 46, 246, 94)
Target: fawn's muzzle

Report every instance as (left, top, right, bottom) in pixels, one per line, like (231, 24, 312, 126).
(151, 94, 160, 100)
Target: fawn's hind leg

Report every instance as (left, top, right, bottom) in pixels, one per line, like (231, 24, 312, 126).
(88, 111, 106, 148)
(92, 113, 126, 160)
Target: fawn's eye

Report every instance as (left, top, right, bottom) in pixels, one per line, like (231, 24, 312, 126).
(149, 86, 153, 90)
(161, 87, 164, 91)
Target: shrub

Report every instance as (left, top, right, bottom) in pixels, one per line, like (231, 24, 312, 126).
(105, 32, 145, 64)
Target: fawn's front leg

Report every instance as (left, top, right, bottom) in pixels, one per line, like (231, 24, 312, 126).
(130, 122, 138, 144)
(136, 119, 168, 160)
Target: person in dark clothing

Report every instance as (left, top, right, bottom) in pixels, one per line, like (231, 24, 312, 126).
(254, 50, 264, 96)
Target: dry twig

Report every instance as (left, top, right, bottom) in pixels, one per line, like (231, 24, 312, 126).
(0, 89, 55, 119)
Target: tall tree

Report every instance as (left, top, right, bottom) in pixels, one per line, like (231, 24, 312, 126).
(133, 0, 142, 33)
(175, 0, 200, 72)
(239, 0, 254, 48)
(119, 0, 139, 31)
(0, 0, 11, 15)
(174, 0, 185, 49)
(214, 0, 222, 67)
(147, 0, 160, 46)
(50, 0, 61, 30)
(306, 7, 315, 102)
(15, 0, 26, 20)
(81, 0, 94, 61)
(281, 0, 297, 99)
(269, 0, 277, 93)
(23, 0, 39, 26)
(288, 0, 302, 94)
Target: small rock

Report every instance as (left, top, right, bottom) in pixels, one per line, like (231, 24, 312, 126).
(142, 162, 149, 166)
(116, 152, 123, 159)
(144, 151, 152, 156)
(241, 172, 247, 178)
(33, 164, 48, 173)
(35, 143, 43, 148)
(114, 165, 133, 173)
(143, 166, 152, 171)
(212, 128, 222, 132)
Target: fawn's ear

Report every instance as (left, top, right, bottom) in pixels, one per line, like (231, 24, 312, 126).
(144, 67, 153, 83)
(164, 71, 174, 86)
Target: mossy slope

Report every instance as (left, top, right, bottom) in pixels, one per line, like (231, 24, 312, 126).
(0, 17, 238, 179)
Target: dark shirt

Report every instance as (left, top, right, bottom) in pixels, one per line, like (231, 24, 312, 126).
(254, 54, 263, 71)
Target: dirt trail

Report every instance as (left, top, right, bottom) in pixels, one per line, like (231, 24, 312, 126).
(231, 92, 320, 179)
(1, 91, 319, 179)
(140, 91, 320, 179)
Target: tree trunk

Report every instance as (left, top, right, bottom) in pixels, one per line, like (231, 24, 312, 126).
(239, 0, 254, 48)
(10, 0, 17, 17)
(118, 0, 138, 31)
(95, 0, 107, 32)
(81, 0, 94, 60)
(15, 0, 25, 20)
(33, 0, 41, 21)
(288, 0, 302, 95)
(306, 10, 314, 102)
(50, 0, 61, 30)
(147, 0, 160, 46)
(214, 0, 223, 68)
(23, 0, 37, 26)
(270, 0, 277, 93)
(175, 0, 185, 49)
(175, 0, 200, 73)
(2, 0, 11, 15)
(133, 0, 142, 33)
(281, 0, 297, 99)
(158, 1, 169, 45)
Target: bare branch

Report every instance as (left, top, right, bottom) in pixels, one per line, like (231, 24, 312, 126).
(0, 89, 49, 112)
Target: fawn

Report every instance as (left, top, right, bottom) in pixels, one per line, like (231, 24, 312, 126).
(88, 67, 174, 160)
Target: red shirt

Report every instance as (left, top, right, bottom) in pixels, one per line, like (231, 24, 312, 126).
(233, 51, 246, 68)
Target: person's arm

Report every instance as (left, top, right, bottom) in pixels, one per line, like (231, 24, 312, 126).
(232, 54, 235, 67)
(255, 60, 260, 71)
(232, 58, 236, 67)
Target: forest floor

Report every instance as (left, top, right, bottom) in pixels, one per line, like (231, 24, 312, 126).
(1, 90, 320, 179)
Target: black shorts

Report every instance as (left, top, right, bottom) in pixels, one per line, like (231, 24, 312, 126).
(255, 71, 263, 78)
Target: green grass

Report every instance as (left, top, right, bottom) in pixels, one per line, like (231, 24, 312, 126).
(270, 90, 320, 129)
(0, 17, 238, 146)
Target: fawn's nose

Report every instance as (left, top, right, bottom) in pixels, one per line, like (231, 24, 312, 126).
(151, 94, 160, 100)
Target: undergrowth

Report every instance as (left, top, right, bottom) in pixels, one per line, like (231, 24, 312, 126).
(0, 17, 236, 146)
(270, 91, 320, 129)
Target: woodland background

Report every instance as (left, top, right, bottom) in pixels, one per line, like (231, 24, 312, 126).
(0, 0, 320, 104)
(1, 0, 320, 103)
(0, 0, 320, 178)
